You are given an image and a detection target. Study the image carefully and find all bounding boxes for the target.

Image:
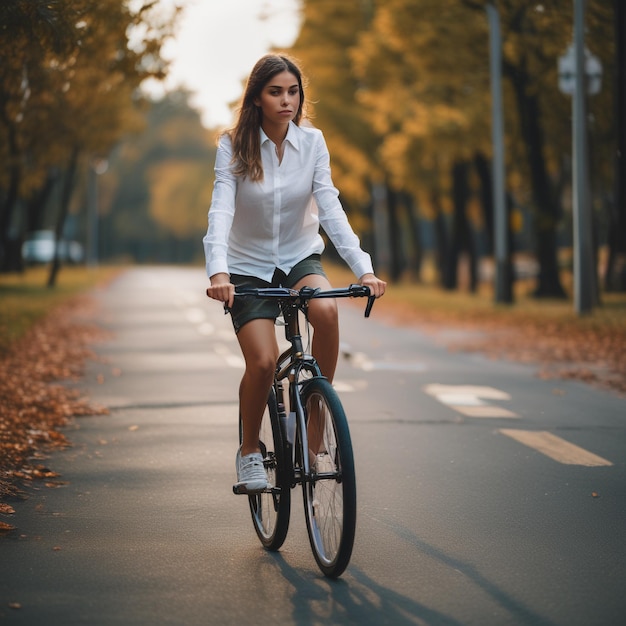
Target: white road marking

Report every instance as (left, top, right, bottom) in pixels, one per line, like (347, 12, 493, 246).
(499, 429, 613, 467)
(436, 393, 486, 406)
(346, 351, 427, 372)
(333, 380, 368, 393)
(185, 307, 206, 324)
(423, 384, 518, 418)
(214, 344, 245, 368)
(454, 405, 518, 418)
(424, 384, 511, 400)
(348, 352, 374, 371)
(197, 322, 215, 336)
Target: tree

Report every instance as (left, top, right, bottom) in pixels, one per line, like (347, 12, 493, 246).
(292, 0, 616, 299)
(350, 0, 491, 287)
(0, 0, 77, 270)
(98, 91, 216, 264)
(0, 0, 178, 276)
(463, 0, 615, 298)
(290, 1, 386, 268)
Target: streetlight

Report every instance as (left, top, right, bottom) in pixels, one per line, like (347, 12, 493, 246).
(558, 0, 602, 315)
(87, 157, 108, 268)
(486, 1, 513, 304)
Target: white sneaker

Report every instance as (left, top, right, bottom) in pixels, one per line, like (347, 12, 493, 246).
(235, 449, 271, 493)
(313, 451, 336, 475)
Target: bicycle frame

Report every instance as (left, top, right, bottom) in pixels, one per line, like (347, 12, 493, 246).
(230, 283, 374, 491)
(273, 293, 324, 486)
(226, 283, 374, 576)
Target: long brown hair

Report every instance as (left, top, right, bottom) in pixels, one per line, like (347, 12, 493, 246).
(228, 54, 306, 182)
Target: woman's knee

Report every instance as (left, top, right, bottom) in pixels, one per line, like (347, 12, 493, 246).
(244, 352, 276, 381)
(309, 298, 338, 331)
(237, 319, 278, 380)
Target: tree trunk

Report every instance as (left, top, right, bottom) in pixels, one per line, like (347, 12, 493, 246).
(431, 191, 448, 287)
(444, 160, 477, 292)
(0, 122, 22, 272)
(506, 62, 567, 298)
(473, 151, 494, 255)
(401, 191, 423, 281)
(26, 168, 59, 232)
(386, 185, 404, 281)
(48, 147, 79, 288)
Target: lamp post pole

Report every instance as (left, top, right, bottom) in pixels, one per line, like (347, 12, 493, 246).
(487, 1, 512, 303)
(87, 158, 108, 268)
(572, 0, 595, 314)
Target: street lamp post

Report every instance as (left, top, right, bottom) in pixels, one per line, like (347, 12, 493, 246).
(87, 158, 108, 268)
(558, 0, 602, 314)
(486, 1, 513, 304)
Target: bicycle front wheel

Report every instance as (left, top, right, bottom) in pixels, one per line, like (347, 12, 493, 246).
(300, 378, 356, 578)
(245, 389, 291, 551)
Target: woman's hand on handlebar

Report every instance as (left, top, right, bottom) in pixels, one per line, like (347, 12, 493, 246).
(206, 273, 235, 309)
(359, 273, 386, 299)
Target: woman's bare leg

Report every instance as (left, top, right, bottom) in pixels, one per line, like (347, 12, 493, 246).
(236, 318, 279, 456)
(291, 274, 339, 382)
(291, 274, 338, 456)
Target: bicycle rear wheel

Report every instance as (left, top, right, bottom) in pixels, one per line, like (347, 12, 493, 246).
(300, 378, 356, 578)
(244, 389, 291, 550)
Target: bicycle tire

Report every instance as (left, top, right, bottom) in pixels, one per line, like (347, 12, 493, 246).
(244, 389, 291, 551)
(300, 378, 356, 578)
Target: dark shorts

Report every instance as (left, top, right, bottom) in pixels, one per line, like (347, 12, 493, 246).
(229, 254, 327, 333)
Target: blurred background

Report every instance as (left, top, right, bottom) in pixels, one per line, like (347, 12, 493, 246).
(0, 0, 623, 305)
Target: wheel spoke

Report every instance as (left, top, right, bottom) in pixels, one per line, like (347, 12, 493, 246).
(301, 379, 356, 577)
(245, 390, 290, 551)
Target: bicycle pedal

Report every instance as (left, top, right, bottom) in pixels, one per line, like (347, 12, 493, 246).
(232, 484, 274, 495)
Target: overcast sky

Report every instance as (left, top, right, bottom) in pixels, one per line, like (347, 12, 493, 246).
(143, 0, 301, 129)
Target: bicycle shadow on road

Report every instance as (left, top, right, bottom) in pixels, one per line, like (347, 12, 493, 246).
(354, 519, 558, 626)
(263, 517, 560, 626)
(266, 551, 462, 626)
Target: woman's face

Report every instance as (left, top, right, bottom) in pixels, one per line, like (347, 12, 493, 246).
(254, 71, 301, 127)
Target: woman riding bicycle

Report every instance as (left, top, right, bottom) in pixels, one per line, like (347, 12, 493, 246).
(203, 54, 386, 494)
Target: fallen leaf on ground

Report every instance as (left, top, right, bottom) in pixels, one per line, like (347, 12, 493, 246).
(0, 297, 109, 506)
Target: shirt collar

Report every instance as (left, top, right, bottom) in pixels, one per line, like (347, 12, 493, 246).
(260, 121, 301, 151)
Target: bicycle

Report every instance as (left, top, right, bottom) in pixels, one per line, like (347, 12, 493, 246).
(228, 283, 375, 578)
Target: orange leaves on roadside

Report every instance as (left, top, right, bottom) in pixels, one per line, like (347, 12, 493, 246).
(375, 296, 626, 395)
(0, 297, 109, 502)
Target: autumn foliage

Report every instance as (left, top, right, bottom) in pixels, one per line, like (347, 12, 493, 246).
(0, 298, 107, 521)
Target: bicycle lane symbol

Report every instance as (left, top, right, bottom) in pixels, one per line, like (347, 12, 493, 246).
(422, 383, 612, 466)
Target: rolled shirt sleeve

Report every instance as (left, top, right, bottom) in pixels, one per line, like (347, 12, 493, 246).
(311, 131, 373, 279)
(203, 136, 236, 278)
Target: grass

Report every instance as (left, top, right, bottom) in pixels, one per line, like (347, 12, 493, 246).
(325, 262, 626, 333)
(0, 265, 121, 353)
(2, 261, 625, 361)
(327, 261, 626, 394)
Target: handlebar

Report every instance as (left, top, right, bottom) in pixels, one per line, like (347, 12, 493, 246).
(224, 284, 376, 318)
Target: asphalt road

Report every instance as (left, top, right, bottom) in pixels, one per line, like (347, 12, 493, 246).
(1, 266, 625, 626)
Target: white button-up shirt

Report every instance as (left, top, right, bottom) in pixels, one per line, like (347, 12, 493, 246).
(203, 122, 373, 282)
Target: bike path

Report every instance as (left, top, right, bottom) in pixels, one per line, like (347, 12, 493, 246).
(1, 266, 625, 626)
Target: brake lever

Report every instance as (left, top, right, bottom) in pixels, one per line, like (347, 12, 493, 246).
(351, 284, 375, 318)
